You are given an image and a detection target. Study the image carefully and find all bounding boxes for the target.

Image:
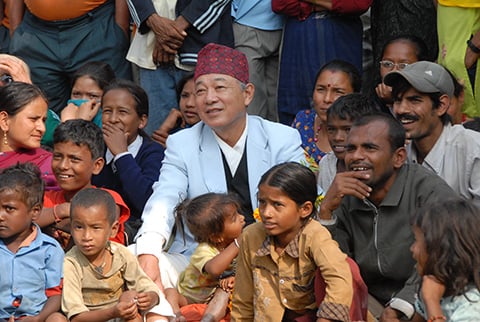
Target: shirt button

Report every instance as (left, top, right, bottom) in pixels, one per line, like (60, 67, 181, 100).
(279, 279, 285, 284)
(283, 298, 287, 304)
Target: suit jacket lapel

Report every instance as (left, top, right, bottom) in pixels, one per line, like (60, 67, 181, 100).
(199, 124, 228, 193)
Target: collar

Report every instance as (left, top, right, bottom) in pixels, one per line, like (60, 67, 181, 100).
(105, 135, 143, 164)
(256, 222, 305, 258)
(349, 165, 409, 210)
(213, 116, 248, 174)
(17, 224, 38, 249)
(409, 124, 450, 174)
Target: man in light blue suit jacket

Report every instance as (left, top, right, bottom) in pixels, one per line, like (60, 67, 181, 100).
(131, 43, 306, 292)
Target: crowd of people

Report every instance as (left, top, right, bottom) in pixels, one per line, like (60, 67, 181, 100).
(1, 1, 480, 322)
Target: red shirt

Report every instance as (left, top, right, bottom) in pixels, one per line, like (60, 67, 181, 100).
(44, 187, 129, 245)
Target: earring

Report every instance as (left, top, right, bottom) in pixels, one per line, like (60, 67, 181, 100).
(3, 131, 7, 146)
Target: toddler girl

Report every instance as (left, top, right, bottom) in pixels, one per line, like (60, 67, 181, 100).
(165, 193, 245, 322)
(232, 162, 353, 322)
(411, 198, 480, 321)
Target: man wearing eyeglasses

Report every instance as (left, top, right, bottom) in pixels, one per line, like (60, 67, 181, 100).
(385, 61, 480, 207)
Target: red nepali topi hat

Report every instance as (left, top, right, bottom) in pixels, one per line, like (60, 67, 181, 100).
(194, 43, 249, 84)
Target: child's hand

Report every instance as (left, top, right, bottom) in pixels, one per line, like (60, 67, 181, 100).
(115, 299, 139, 320)
(135, 291, 159, 312)
(102, 122, 129, 155)
(77, 99, 101, 121)
(219, 276, 235, 292)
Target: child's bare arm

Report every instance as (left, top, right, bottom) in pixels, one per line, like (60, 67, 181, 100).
(135, 291, 159, 312)
(37, 203, 70, 228)
(421, 275, 445, 320)
(204, 240, 240, 277)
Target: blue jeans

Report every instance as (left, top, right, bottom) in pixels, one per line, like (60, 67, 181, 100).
(140, 64, 186, 135)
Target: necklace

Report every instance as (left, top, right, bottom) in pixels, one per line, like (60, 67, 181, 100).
(313, 116, 322, 143)
(93, 251, 107, 275)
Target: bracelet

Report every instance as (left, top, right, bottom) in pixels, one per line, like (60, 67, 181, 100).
(233, 238, 240, 248)
(467, 36, 480, 54)
(52, 205, 62, 224)
(427, 315, 446, 322)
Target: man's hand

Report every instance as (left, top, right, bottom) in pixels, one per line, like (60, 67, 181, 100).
(465, 32, 480, 69)
(138, 254, 164, 292)
(319, 171, 371, 220)
(0, 55, 32, 83)
(147, 14, 186, 56)
(379, 306, 401, 322)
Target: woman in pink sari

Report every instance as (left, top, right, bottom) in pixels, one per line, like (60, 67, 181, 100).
(0, 82, 57, 189)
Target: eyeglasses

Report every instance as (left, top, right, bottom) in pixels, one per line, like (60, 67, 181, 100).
(379, 60, 409, 70)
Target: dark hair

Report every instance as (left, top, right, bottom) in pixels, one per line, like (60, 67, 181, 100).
(71, 61, 115, 91)
(327, 93, 381, 122)
(391, 77, 450, 125)
(412, 198, 480, 297)
(175, 193, 241, 246)
(176, 72, 195, 102)
(380, 35, 429, 62)
(444, 68, 464, 99)
(258, 162, 317, 220)
(53, 119, 105, 160)
(0, 82, 47, 116)
(353, 114, 405, 152)
(0, 163, 44, 209)
(463, 117, 480, 132)
(315, 60, 362, 93)
(103, 79, 149, 118)
(70, 188, 117, 225)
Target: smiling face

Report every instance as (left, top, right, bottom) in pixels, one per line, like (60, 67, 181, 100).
(0, 188, 39, 246)
(312, 70, 354, 124)
(1, 96, 47, 151)
(52, 141, 104, 200)
(345, 121, 404, 191)
(179, 78, 200, 126)
(392, 87, 447, 141)
(195, 73, 253, 144)
(326, 116, 353, 160)
(71, 204, 118, 262)
(410, 225, 428, 276)
(257, 184, 312, 248)
(102, 88, 147, 145)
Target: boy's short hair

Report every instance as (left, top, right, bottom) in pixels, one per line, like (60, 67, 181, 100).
(53, 119, 104, 160)
(0, 163, 44, 209)
(70, 188, 117, 225)
(327, 93, 381, 122)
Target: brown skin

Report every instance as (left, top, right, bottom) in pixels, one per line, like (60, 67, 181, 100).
(465, 30, 480, 69)
(147, 14, 187, 64)
(6, 0, 23, 36)
(114, 0, 130, 38)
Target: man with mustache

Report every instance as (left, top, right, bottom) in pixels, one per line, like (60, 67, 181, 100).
(319, 114, 456, 321)
(384, 61, 480, 207)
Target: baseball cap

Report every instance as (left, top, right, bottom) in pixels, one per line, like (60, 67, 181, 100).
(384, 61, 454, 97)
